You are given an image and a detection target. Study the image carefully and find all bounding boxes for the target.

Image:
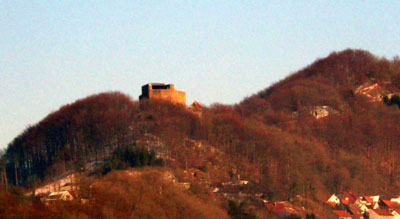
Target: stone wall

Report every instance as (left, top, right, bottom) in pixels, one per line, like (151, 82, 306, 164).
(139, 83, 186, 105)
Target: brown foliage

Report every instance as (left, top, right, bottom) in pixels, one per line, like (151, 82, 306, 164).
(3, 49, 400, 217)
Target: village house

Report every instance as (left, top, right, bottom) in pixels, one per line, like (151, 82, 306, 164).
(326, 191, 358, 207)
(348, 206, 366, 219)
(369, 209, 395, 219)
(41, 190, 74, 203)
(372, 202, 381, 210)
(332, 210, 353, 219)
(352, 195, 381, 213)
(381, 200, 400, 210)
(353, 197, 369, 214)
(188, 101, 204, 116)
(366, 195, 381, 210)
(341, 191, 358, 206)
(327, 194, 341, 207)
(310, 105, 337, 119)
(326, 192, 398, 218)
(391, 197, 400, 204)
(390, 209, 400, 219)
(265, 201, 305, 218)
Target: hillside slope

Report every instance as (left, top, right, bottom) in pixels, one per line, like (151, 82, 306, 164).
(236, 49, 400, 197)
(1, 49, 400, 218)
(0, 168, 229, 219)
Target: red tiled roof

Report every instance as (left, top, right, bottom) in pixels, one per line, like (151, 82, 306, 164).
(382, 200, 400, 208)
(273, 203, 285, 211)
(265, 202, 305, 216)
(265, 202, 274, 211)
(189, 101, 203, 109)
(364, 196, 373, 204)
(332, 210, 352, 217)
(371, 209, 394, 216)
(349, 207, 363, 218)
(341, 191, 357, 205)
(265, 202, 285, 211)
(326, 201, 337, 207)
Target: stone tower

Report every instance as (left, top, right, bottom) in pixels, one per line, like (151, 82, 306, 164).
(139, 83, 186, 105)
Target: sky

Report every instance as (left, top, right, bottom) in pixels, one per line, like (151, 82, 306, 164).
(1, 1, 400, 149)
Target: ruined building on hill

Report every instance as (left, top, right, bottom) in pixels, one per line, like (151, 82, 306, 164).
(139, 83, 186, 105)
(188, 101, 203, 117)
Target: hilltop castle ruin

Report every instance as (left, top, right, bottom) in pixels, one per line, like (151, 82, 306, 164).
(139, 83, 186, 105)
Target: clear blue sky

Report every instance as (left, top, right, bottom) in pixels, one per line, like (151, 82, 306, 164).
(1, 1, 400, 149)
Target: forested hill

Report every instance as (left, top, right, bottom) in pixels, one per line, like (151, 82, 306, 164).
(238, 49, 400, 116)
(235, 49, 400, 197)
(261, 49, 400, 99)
(3, 90, 201, 187)
(2, 49, 400, 217)
(3, 92, 138, 186)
